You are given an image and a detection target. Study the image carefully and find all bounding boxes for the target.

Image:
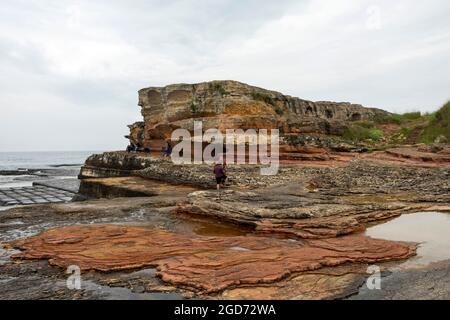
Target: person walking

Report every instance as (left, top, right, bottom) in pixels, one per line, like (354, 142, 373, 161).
(213, 162, 226, 196)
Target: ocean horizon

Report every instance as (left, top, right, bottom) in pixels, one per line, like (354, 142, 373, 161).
(0, 151, 103, 170)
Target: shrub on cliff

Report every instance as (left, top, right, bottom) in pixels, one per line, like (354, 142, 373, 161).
(419, 101, 450, 143)
(389, 126, 414, 144)
(343, 125, 383, 142)
(190, 103, 199, 114)
(275, 107, 284, 115)
(374, 111, 422, 125)
(251, 92, 276, 106)
(353, 120, 375, 128)
(209, 83, 229, 96)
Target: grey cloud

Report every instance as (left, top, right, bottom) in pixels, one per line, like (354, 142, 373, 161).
(0, 0, 449, 151)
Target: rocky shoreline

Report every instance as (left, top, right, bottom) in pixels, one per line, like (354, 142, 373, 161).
(1, 144, 450, 300)
(1, 80, 449, 300)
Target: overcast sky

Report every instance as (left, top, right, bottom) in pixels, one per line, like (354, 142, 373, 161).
(1, 0, 449, 151)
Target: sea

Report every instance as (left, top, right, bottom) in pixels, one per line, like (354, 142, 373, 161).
(0, 151, 99, 171)
(0, 151, 101, 189)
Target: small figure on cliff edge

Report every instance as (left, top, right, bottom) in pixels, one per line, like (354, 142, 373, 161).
(126, 143, 136, 153)
(162, 140, 173, 159)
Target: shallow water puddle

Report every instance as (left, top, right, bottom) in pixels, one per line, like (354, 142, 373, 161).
(58, 279, 183, 300)
(187, 219, 250, 237)
(0, 205, 17, 212)
(365, 211, 450, 268)
(127, 209, 252, 237)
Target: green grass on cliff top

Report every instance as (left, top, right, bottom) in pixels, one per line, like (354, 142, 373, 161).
(343, 102, 450, 144)
(419, 101, 450, 143)
(343, 125, 383, 142)
(373, 111, 424, 125)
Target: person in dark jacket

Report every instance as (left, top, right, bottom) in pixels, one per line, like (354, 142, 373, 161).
(126, 143, 136, 153)
(166, 141, 173, 156)
(213, 162, 227, 192)
(162, 140, 173, 159)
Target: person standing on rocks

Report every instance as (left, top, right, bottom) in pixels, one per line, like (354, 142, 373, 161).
(213, 161, 227, 194)
(167, 140, 173, 157)
(162, 140, 173, 159)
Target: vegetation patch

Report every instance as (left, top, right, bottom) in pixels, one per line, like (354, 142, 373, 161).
(209, 83, 229, 96)
(353, 120, 375, 129)
(389, 127, 414, 144)
(419, 101, 450, 143)
(275, 107, 284, 115)
(343, 125, 383, 142)
(374, 112, 424, 125)
(190, 103, 199, 114)
(251, 92, 276, 106)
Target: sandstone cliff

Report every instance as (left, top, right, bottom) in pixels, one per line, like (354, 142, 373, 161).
(129, 80, 390, 148)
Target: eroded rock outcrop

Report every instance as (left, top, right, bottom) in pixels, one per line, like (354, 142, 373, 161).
(132, 80, 389, 148)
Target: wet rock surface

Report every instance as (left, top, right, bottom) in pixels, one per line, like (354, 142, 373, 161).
(33, 178, 80, 193)
(349, 259, 450, 300)
(0, 167, 81, 207)
(0, 185, 75, 206)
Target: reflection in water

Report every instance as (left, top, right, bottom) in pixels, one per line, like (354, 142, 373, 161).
(127, 209, 252, 238)
(365, 212, 450, 268)
(0, 206, 17, 212)
(188, 219, 250, 237)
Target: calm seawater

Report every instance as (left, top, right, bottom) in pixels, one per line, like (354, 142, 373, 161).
(0, 151, 100, 170)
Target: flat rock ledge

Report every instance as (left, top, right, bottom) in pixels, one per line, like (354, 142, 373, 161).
(8, 224, 416, 296)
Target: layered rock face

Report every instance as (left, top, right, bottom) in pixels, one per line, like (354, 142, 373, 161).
(126, 122, 144, 146)
(132, 80, 389, 147)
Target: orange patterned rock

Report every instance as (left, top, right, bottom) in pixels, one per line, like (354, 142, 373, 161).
(9, 224, 416, 294)
(135, 80, 388, 144)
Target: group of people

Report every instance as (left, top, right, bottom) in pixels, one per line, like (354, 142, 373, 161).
(161, 141, 173, 158)
(126, 143, 150, 153)
(126, 141, 172, 158)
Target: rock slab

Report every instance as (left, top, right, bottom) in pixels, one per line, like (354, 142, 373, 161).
(9, 224, 416, 294)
